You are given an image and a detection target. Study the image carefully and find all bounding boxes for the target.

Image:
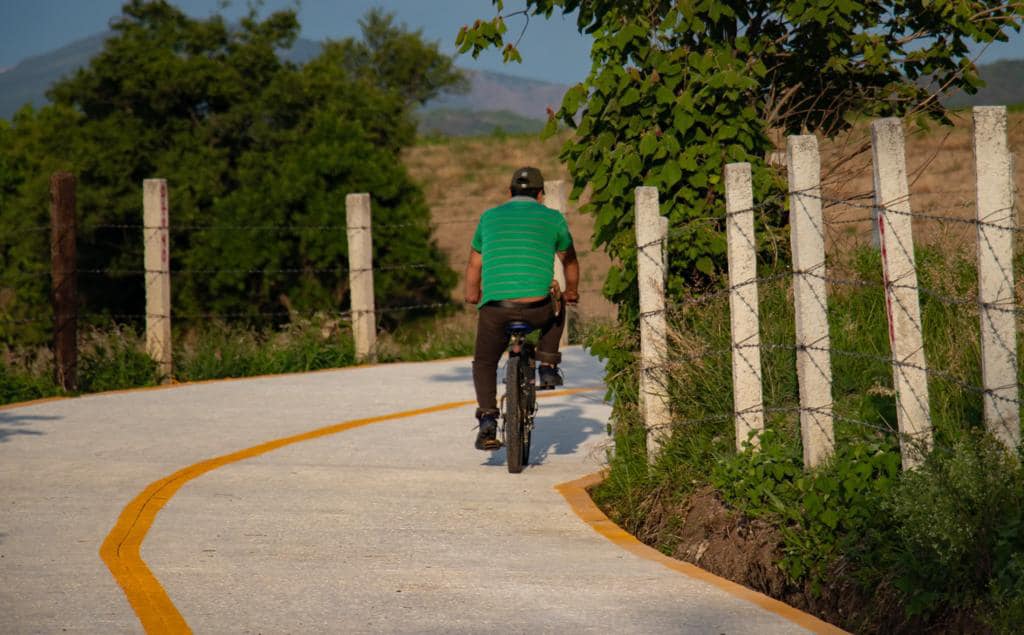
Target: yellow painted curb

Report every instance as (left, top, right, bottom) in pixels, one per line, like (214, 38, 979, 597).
(100, 387, 598, 633)
(554, 472, 849, 635)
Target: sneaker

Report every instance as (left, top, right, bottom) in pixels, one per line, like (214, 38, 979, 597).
(538, 365, 563, 388)
(475, 415, 500, 451)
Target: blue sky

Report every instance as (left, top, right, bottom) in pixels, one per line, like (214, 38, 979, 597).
(2, 1, 1023, 84)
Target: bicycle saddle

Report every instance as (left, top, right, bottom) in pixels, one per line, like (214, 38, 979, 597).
(505, 321, 534, 335)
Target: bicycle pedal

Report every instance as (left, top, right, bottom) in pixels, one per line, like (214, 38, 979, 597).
(483, 439, 503, 450)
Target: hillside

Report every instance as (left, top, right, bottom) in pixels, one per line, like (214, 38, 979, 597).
(418, 108, 546, 137)
(945, 58, 1024, 108)
(0, 31, 564, 133)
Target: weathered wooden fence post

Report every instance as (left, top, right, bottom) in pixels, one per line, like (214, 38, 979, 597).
(788, 135, 836, 469)
(871, 118, 932, 468)
(972, 105, 1020, 450)
(724, 163, 765, 451)
(143, 179, 172, 380)
(546, 179, 572, 347)
(346, 193, 376, 362)
(635, 186, 671, 461)
(50, 172, 78, 391)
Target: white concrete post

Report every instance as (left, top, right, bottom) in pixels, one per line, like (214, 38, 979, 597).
(546, 179, 571, 347)
(973, 106, 1020, 450)
(346, 193, 376, 362)
(724, 163, 765, 451)
(143, 179, 172, 380)
(788, 136, 835, 468)
(635, 186, 671, 461)
(871, 118, 932, 469)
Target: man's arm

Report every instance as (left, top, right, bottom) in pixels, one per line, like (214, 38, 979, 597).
(557, 245, 580, 304)
(464, 249, 483, 304)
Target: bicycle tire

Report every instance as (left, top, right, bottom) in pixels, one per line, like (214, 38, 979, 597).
(505, 352, 526, 474)
(520, 350, 533, 467)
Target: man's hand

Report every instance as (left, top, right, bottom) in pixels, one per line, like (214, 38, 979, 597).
(558, 245, 580, 306)
(465, 288, 481, 304)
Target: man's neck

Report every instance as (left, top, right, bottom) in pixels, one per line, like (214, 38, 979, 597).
(509, 196, 538, 203)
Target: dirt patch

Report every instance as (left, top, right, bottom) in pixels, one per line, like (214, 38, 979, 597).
(672, 488, 789, 596)
(610, 485, 988, 634)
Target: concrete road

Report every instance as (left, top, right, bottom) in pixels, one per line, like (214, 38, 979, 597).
(0, 347, 825, 634)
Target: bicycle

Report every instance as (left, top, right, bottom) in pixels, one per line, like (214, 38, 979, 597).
(499, 320, 541, 474)
(498, 293, 568, 474)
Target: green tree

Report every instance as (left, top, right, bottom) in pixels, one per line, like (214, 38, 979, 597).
(0, 1, 463, 345)
(458, 1, 1023, 319)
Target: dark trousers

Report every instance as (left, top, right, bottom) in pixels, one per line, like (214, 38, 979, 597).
(473, 301, 564, 417)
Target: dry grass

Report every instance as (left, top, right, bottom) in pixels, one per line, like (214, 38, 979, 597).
(819, 111, 1024, 255)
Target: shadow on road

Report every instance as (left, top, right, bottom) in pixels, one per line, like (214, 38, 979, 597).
(483, 402, 606, 469)
(429, 364, 473, 383)
(0, 411, 59, 443)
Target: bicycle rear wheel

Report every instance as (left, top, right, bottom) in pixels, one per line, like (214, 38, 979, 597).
(505, 353, 526, 474)
(520, 349, 534, 467)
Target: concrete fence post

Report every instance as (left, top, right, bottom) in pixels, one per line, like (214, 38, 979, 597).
(724, 163, 765, 451)
(871, 118, 932, 469)
(660, 216, 670, 285)
(346, 193, 376, 362)
(546, 179, 571, 347)
(143, 179, 173, 380)
(635, 186, 671, 461)
(788, 135, 836, 469)
(972, 105, 1020, 450)
(50, 172, 78, 391)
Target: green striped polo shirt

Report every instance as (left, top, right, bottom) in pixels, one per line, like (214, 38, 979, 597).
(471, 197, 573, 308)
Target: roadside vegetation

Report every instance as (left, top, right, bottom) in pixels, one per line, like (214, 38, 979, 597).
(588, 244, 1024, 632)
(1, 310, 478, 406)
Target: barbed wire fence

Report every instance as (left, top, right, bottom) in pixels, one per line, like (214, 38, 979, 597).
(635, 106, 1021, 471)
(0, 177, 603, 388)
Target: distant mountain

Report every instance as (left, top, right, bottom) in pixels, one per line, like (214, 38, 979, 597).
(0, 32, 109, 119)
(430, 69, 567, 122)
(418, 108, 546, 137)
(0, 31, 566, 135)
(945, 59, 1024, 108)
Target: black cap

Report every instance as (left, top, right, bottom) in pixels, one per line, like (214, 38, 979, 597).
(510, 166, 544, 192)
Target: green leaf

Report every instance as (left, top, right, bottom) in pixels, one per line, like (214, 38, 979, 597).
(639, 132, 657, 157)
(695, 256, 713, 275)
(819, 509, 840, 530)
(660, 161, 682, 188)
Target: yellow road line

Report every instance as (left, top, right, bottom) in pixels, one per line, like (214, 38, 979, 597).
(100, 387, 597, 633)
(555, 472, 850, 635)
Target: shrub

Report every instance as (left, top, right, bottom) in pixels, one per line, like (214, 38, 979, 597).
(884, 432, 1024, 621)
(78, 327, 160, 392)
(712, 429, 901, 592)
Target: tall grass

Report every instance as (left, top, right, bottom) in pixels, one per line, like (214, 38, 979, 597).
(589, 243, 1024, 632)
(0, 310, 478, 406)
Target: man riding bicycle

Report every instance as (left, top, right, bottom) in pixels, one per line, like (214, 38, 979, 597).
(464, 166, 580, 451)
